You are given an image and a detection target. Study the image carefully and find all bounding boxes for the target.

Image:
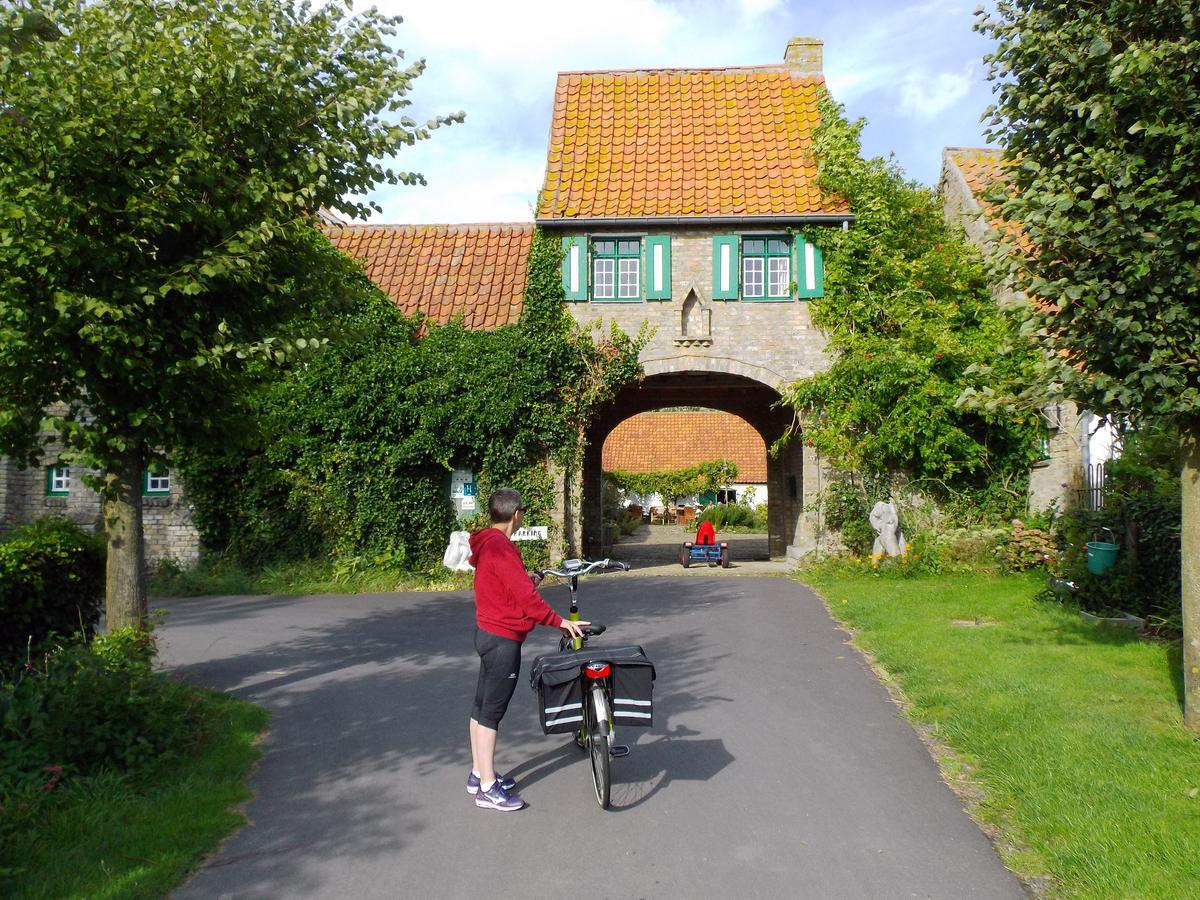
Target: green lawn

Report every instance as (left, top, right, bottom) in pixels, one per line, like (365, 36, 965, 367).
(149, 556, 475, 598)
(804, 570, 1200, 899)
(2, 691, 268, 899)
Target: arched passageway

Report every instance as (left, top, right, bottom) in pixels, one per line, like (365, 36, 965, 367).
(581, 370, 807, 559)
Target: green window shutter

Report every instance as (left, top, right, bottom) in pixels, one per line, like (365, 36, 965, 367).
(644, 235, 671, 300)
(712, 235, 739, 300)
(795, 234, 824, 299)
(561, 235, 588, 301)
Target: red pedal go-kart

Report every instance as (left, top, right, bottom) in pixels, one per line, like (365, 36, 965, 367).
(681, 520, 730, 568)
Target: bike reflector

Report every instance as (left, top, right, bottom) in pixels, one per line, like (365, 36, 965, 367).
(584, 662, 611, 679)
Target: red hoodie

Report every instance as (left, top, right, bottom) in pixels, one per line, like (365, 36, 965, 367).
(469, 528, 563, 642)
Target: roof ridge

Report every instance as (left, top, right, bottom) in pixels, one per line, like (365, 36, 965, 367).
(322, 222, 535, 230)
(556, 64, 820, 78)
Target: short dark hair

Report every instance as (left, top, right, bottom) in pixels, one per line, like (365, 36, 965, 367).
(488, 488, 523, 524)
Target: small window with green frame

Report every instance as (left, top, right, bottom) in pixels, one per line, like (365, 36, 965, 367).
(144, 467, 171, 495)
(46, 464, 70, 496)
(591, 238, 641, 301)
(741, 236, 791, 300)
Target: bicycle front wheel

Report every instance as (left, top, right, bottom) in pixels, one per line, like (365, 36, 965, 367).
(588, 685, 611, 809)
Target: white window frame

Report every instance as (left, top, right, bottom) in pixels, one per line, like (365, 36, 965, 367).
(48, 465, 70, 495)
(145, 469, 171, 494)
(742, 235, 792, 300)
(591, 236, 642, 302)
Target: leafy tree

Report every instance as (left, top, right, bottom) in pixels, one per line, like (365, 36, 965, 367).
(0, 0, 460, 628)
(782, 95, 1042, 519)
(976, 1, 1200, 727)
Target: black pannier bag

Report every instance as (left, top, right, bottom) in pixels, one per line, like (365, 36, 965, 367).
(530, 651, 585, 734)
(609, 643, 657, 729)
(604, 645, 656, 728)
(530, 646, 656, 735)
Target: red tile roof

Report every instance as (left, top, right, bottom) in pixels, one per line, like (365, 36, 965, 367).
(324, 224, 533, 329)
(537, 66, 848, 222)
(603, 411, 767, 482)
(945, 147, 1009, 227)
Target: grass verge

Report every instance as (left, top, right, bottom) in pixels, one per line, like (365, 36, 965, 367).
(804, 569, 1200, 899)
(149, 556, 475, 598)
(2, 689, 268, 899)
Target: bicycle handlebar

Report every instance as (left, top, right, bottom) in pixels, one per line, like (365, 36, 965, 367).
(539, 558, 630, 578)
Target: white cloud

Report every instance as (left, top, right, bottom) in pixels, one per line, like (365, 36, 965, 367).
(738, 0, 784, 14)
(898, 67, 974, 118)
(334, 0, 992, 219)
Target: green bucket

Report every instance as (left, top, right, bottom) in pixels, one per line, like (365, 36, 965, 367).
(1086, 541, 1118, 575)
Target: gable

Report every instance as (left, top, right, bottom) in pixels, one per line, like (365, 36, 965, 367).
(943, 147, 1010, 231)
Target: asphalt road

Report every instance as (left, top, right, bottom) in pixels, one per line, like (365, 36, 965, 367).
(158, 576, 1024, 900)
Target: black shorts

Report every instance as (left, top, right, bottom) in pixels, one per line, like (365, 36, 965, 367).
(472, 628, 522, 730)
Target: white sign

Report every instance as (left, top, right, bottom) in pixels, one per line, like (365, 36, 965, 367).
(450, 469, 474, 498)
(512, 526, 548, 542)
(460, 496, 476, 511)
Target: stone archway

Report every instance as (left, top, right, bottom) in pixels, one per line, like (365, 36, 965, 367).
(579, 368, 811, 560)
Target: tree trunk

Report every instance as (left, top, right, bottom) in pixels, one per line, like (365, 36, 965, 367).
(1182, 426, 1200, 731)
(103, 456, 147, 631)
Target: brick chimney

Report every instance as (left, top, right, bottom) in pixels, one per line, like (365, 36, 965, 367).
(784, 37, 823, 78)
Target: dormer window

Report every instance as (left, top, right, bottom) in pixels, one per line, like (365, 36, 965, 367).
(742, 237, 791, 300)
(592, 238, 641, 301)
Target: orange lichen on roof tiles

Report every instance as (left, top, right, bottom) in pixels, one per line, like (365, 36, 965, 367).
(602, 411, 766, 482)
(323, 224, 533, 329)
(945, 147, 1012, 229)
(538, 66, 847, 221)
(945, 147, 1052, 311)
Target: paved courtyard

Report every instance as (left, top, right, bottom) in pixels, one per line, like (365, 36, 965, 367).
(158, 576, 1023, 899)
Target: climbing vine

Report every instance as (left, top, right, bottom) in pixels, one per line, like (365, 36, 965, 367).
(782, 93, 1044, 519)
(179, 229, 645, 568)
(605, 460, 740, 504)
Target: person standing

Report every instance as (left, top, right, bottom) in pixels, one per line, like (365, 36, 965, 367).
(467, 488, 586, 811)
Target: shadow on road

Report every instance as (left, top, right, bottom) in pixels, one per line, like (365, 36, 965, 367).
(164, 576, 740, 896)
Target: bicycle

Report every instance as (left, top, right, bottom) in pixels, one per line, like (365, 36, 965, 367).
(529, 558, 655, 809)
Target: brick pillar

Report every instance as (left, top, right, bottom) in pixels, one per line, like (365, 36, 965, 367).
(791, 441, 830, 558)
(548, 455, 584, 559)
(581, 439, 604, 558)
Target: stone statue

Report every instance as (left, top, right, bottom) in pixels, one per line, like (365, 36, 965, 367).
(442, 530, 474, 572)
(869, 501, 906, 558)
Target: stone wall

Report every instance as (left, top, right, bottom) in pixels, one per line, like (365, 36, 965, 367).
(0, 448, 200, 566)
(558, 224, 838, 557)
(562, 225, 833, 387)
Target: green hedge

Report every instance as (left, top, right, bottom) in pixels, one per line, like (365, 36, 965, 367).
(0, 519, 105, 665)
(697, 503, 763, 531)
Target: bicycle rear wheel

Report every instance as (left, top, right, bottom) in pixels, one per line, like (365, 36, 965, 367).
(588, 685, 611, 808)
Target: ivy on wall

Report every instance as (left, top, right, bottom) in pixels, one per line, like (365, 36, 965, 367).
(782, 93, 1044, 520)
(179, 230, 645, 568)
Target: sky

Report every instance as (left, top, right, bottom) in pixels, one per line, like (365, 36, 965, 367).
(356, 0, 1001, 224)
